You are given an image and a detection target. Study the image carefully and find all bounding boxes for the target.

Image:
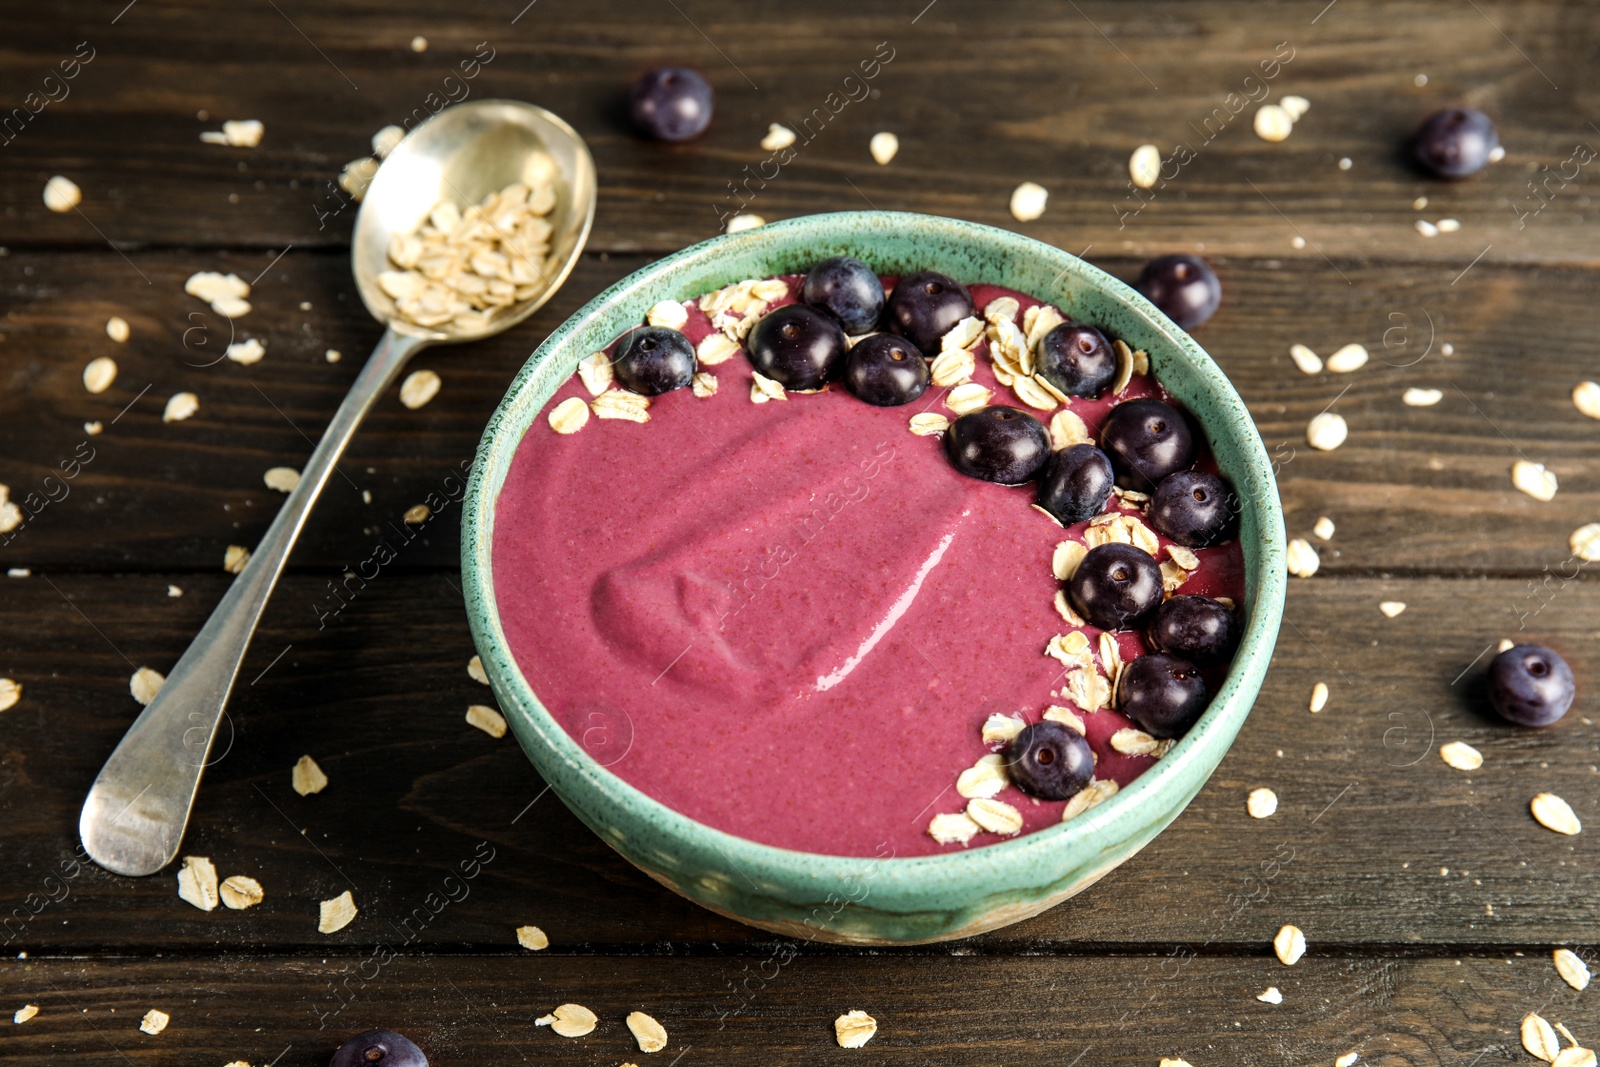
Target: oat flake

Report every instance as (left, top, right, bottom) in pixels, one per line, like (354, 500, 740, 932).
(646, 300, 688, 331)
(0, 679, 20, 713)
(1306, 412, 1348, 451)
(139, 1008, 170, 1036)
(761, 123, 797, 151)
(592, 390, 651, 422)
(576, 352, 613, 395)
(1062, 778, 1117, 821)
(1313, 516, 1335, 540)
(1553, 1048, 1596, 1067)
(177, 855, 219, 912)
(834, 1010, 878, 1049)
(400, 369, 442, 409)
(1010, 181, 1048, 222)
(1289, 344, 1323, 374)
(263, 466, 299, 493)
(869, 131, 899, 165)
(928, 811, 980, 845)
(909, 412, 949, 436)
(1254, 104, 1293, 142)
(1512, 460, 1558, 502)
(1569, 523, 1600, 562)
(1129, 143, 1161, 189)
(1336, 1054, 1359, 1067)
(1273, 924, 1306, 965)
(1247, 787, 1278, 819)
(224, 544, 251, 574)
(1256, 987, 1283, 1005)
(106, 316, 130, 342)
(130, 666, 166, 706)
(726, 213, 765, 233)
(1531, 792, 1581, 835)
(1309, 681, 1329, 713)
(1379, 601, 1406, 618)
(83, 356, 118, 394)
(1052, 541, 1088, 581)
(930, 347, 975, 388)
(1325, 343, 1368, 373)
(1439, 741, 1482, 771)
(517, 924, 549, 950)
(318, 890, 358, 934)
(220, 875, 264, 910)
(1049, 408, 1091, 449)
(43, 175, 81, 212)
(548, 396, 590, 434)
(967, 797, 1023, 836)
(292, 754, 328, 796)
(1524, 1013, 1562, 1062)
(14, 1004, 39, 1024)
(696, 334, 741, 367)
(627, 1011, 668, 1053)
(1287, 538, 1320, 577)
(956, 754, 1009, 799)
(1572, 381, 1600, 420)
(1403, 387, 1443, 407)
(945, 382, 992, 414)
(1554, 948, 1591, 991)
(466, 704, 508, 739)
(536, 1003, 598, 1038)
(468, 655, 489, 684)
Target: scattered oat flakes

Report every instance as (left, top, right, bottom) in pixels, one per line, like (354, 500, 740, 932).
(760, 123, 797, 151)
(647, 300, 688, 331)
(13, 1004, 38, 1024)
(1009, 181, 1048, 222)
(1379, 601, 1406, 618)
(224, 544, 251, 574)
(226, 338, 265, 365)
(1555, 948, 1591, 991)
(0, 678, 19, 712)
(292, 754, 328, 796)
(105, 315, 130, 342)
(1254, 104, 1293, 142)
(403, 504, 430, 525)
(177, 855, 219, 911)
(1570, 523, 1600, 562)
(318, 890, 358, 934)
(834, 1010, 877, 1049)
(928, 811, 981, 845)
(200, 119, 264, 147)
(1525, 1013, 1562, 1062)
(593, 389, 651, 422)
(1256, 987, 1283, 1005)
(869, 130, 899, 165)
(1438, 741, 1482, 771)
(548, 395, 590, 434)
(139, 1009, 170, 1035)
(1336, 1054, 1359, 1067)
(627, 1011, 668, 1053)
(163, 393, 199, 427)
(371, 125, 404, 159)
(1129, 143, 1161, 189)
(967, 797, 1023, 836)
(400, 369, 441, 409)
(83, 356, 117, 394)
(956, 754, 1009, 799)
(516, 924, 549, 950)
(1247, 788, 1278, 819)
(85, 420, 103, 435)
(220, 875, 264, 910)
(1306, 412, 1347, 451)
(726, 213, 765, 233)
(1286, 344, 1322, 374)
(1512, 460, 1558, 502)
(1415, 219, 1439, 237)
(130, 666, 165, 706)
(468, 654, 489, 685)
(945, 381, 992, 414)
(1531, 792, 1581, 835)
(1309, 681, 1329, 713)
(1325, 343, 1368, 373)
(1273, 924, 1306, 965)
(43, 174, 81, 212)
(1572, 381, 1600, 420)
(262, 466, 299, 493)
(185, 271, 252, 316)
(1403, 387, 1442, 407)
(750, 372, 787, 404)
(536, 1003, 598, 1038)
(467, 703, 507, 739)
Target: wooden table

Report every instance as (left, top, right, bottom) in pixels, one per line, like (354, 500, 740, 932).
(3, 1, 1597, 1063)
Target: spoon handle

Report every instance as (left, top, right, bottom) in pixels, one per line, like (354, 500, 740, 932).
(79, 327, 429, 876)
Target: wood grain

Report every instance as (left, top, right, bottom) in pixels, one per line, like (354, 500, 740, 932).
(1, 571, 1595, 952)
(0, 952, 1578, 1067)
(1, 1, 1593, 262)
(2, 250, 1597, 575)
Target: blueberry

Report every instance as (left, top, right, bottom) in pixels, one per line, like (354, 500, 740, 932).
(944, 406, 1051, 485)
(803, 256, 884, 335)
(1135, 254, 1221, 329)
(746, 304, 848, 389)
(1413, 108, 1499, 179)
(1148, 470, 1238, 548)
(330, 1029, 428, 1067)
(1067, 542, 1164, 631)
(1005, 720, 1094, 801)
(1118, 652, 1209, 739)
(1098, 398, 1194, 491)
(629, 68, 714, 142)
(1035, 444, 1115, 525)
(1037, 323, 1117, 398)
(885, 270, 974, 355)
(612, 327, 696, 396)
(1147, 595, 1237, 665)
(842, 333, 929, 406)
(1488, 644, 1575, 727)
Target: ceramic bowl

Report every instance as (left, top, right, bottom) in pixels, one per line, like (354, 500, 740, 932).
(463, 210, 1285, 945)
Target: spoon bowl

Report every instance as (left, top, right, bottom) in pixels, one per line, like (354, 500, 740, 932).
(353, 99, 596, 340)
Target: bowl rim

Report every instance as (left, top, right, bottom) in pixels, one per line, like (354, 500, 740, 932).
(462, 209, 1286, 885)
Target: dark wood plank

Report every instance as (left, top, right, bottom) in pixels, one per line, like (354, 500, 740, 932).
(0, 952, 1581, 1067)
(2, 570, 1596, 952)
(3, 250, 1598, 575)
(0, 0, 1593, 262)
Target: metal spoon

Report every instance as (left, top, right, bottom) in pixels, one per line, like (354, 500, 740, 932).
(79, 100, 596, 877)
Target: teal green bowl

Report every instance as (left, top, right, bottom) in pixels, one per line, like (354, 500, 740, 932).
(463, 211, 1285, 945)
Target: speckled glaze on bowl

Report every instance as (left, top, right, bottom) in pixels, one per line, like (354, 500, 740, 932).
(463, 211, 1285, 945)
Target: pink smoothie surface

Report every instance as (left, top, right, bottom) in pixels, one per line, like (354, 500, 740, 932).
(491, 276, 1245, 858)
